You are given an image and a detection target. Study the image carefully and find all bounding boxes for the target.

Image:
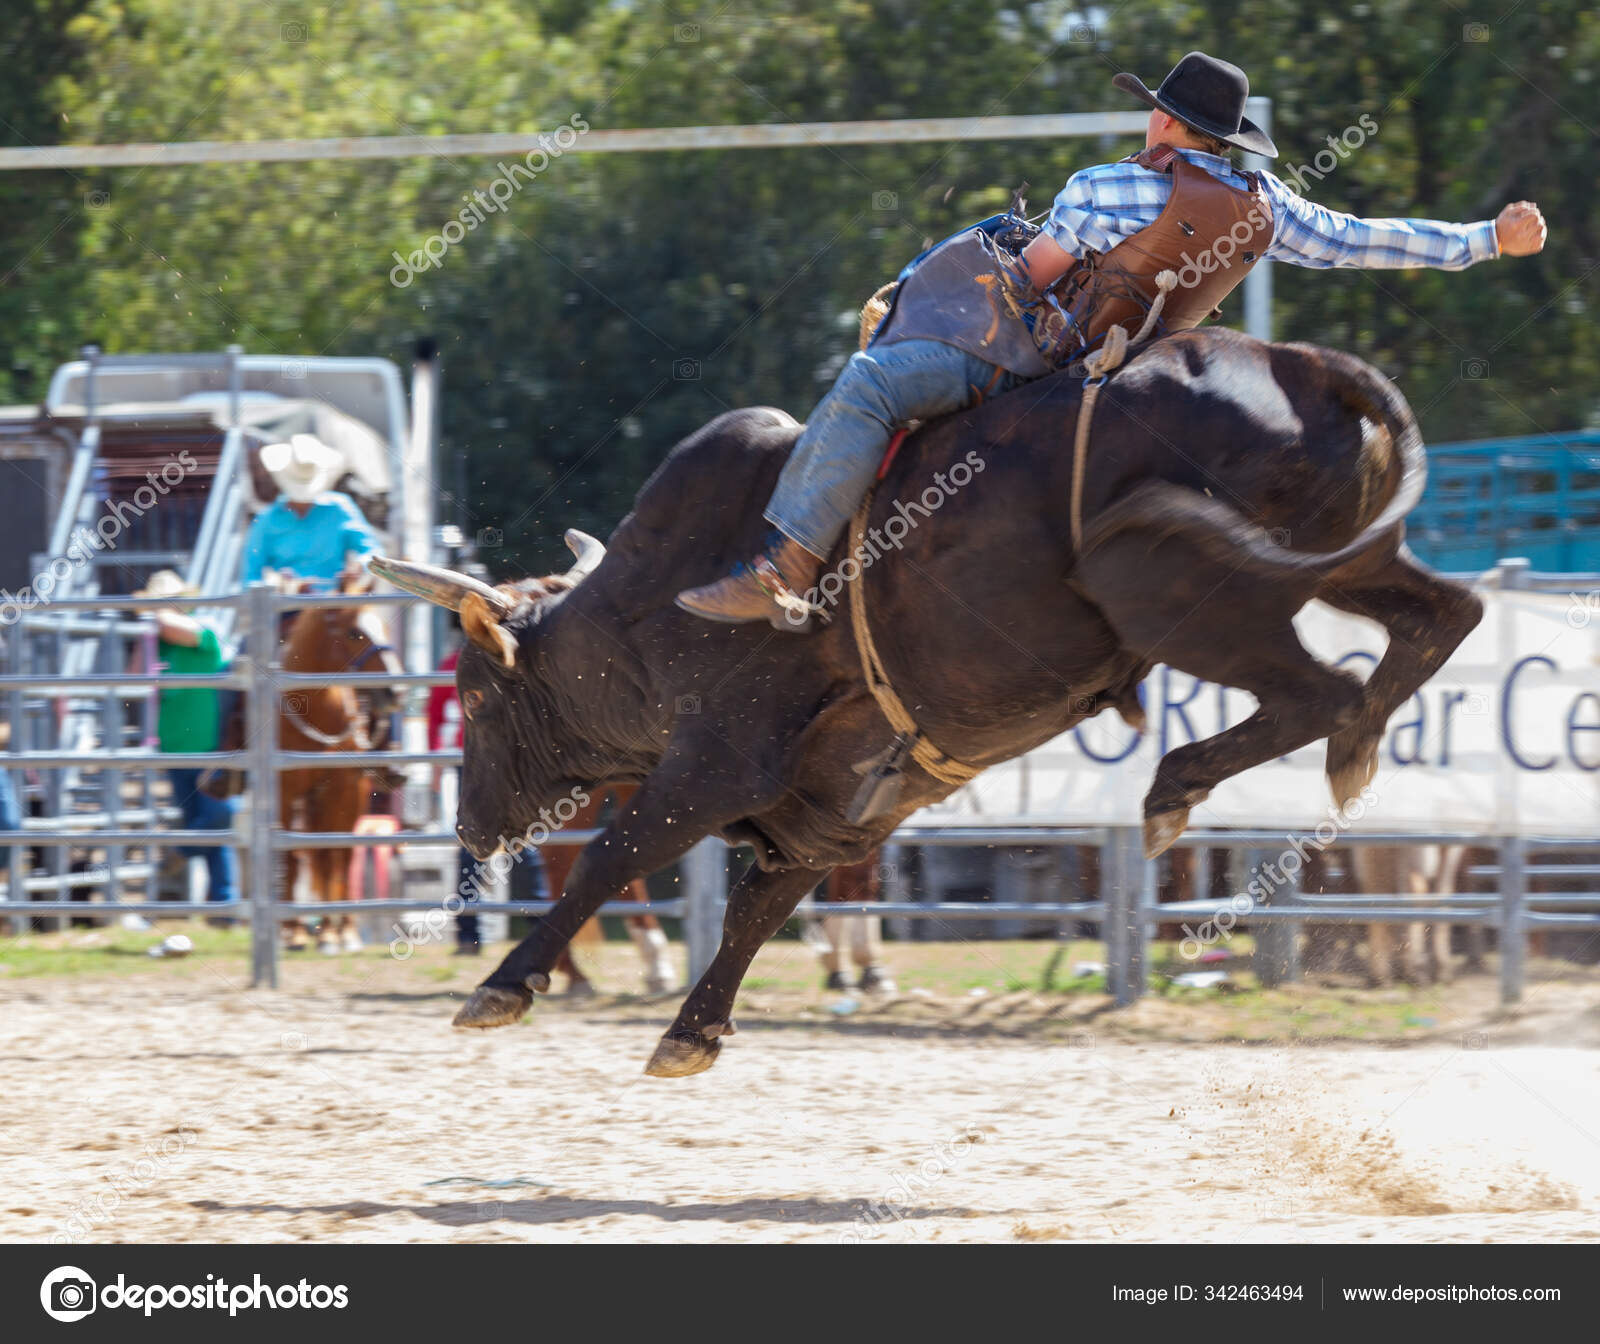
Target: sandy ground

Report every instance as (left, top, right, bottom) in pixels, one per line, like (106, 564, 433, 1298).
(5, 944, 1600, 1244)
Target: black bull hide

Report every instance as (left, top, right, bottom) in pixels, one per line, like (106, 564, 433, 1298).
(410, 329, 1484, 1077)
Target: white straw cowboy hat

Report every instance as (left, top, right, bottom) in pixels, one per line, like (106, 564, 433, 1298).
(133, 569, 196, 601)
(259, 433, 345, 504)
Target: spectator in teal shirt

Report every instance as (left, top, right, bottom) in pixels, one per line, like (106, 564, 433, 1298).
(241, 434, 378, 592)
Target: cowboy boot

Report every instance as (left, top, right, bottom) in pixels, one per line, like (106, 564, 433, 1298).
(675, 535, 825, 632)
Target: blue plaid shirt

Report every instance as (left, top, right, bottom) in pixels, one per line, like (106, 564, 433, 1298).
(1044, 148, 1500, 271)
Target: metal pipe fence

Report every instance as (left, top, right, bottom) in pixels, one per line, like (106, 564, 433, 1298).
(3, 585, 1598, 1006)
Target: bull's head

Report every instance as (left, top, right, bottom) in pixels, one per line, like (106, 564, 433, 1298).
(369, 530, 607, 858)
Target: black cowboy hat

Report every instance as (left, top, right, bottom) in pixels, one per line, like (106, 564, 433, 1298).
(1113, 51, 1278, 158)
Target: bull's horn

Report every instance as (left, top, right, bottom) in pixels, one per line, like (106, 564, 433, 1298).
(562, 529, 606, 581)
(367, 556, 514, 616)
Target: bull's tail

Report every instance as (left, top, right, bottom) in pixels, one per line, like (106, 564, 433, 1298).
(1080, 353, 1425, 578)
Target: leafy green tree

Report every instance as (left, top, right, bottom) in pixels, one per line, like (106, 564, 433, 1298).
(9, 0, 1594, 575)
(0, 0, 92, 404)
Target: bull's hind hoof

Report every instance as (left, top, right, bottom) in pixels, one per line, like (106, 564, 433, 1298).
(452, 985, 533, 1029)
(1326, 737, 1379, 813)
(643, 1031, 722, 1078)
(1143, 806, 1190, 859)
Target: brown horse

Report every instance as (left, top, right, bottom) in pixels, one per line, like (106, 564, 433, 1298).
(542, 784, 677, 995)
(277, 579, 404, 953)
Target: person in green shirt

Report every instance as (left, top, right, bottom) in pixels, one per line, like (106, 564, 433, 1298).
(137, 571, 237, 906)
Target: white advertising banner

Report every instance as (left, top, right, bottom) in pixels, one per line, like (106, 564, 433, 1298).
(912, 587, 1600, 836)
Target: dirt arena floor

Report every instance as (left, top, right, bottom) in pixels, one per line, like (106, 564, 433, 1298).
(4, 931, 1599, 1244)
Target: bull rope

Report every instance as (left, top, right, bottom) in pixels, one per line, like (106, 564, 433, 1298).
(1070, 268, 1178, 548)
(845, 267, 1179, 787)
(846, 501, 980, 787)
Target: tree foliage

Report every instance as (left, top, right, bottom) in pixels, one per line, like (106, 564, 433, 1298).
(1, 1, 1593, 574)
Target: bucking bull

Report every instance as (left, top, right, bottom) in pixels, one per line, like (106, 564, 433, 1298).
(373, 327, 1483, 1077)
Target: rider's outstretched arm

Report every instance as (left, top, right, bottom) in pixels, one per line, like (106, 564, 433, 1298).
(1259, 172, 1546, 270)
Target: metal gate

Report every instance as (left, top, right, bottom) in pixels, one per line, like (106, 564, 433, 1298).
(4, 584, 1598, 1007)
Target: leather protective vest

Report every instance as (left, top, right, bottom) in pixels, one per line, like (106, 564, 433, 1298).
(868, 145, 1274, 374)
(1035, 144, 1274, 364)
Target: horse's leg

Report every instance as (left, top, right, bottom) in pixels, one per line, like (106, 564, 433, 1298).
(333, 771, 363, 952)
(280, 776, 310, 951)
(818, 908, 849, 989)
(1368, 921, 1397, 988)
(552, 945, 590, 991)
(328, 848, 360, 951)
(648, 866, 822, 1077)
(1318, 551, 1483, 810)
(815, 864, 854, 990)
(830, 852, 892, 993)
(314, 847, 341, 954)
(535, 849, 593, 993)
(623, 880, 675, 992)
(1398, 859, 1430, 986)
(1428, 844, 1466, 984)
(1077, 538, 1365, 858)
(1355, 846, 1438, 986)
(1352, 847, 1394, 987)
(542, 804, 590, 990)
(579, 785, 674, 993)
(283, 851, 310, 950)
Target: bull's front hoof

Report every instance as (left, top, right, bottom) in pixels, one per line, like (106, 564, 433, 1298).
(643, 1031, 722, 1078)
(1143, 806, 1190, 858)
(452, 985, 533, 1030)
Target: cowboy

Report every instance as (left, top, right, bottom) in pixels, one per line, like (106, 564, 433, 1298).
(241, 433, 379, 593)
(677, 51, 1548, 629)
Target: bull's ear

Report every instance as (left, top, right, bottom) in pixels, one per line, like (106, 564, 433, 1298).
(460, 592, 517, 670)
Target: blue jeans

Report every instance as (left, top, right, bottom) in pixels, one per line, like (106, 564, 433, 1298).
(765, 339, 1022, 558)
(0, 767, 20, 882)
(166, 768, 239, 904)
(455, 844, 550, 947)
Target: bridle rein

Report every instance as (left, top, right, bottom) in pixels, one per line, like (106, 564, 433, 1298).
(280, 636, 398, 750)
